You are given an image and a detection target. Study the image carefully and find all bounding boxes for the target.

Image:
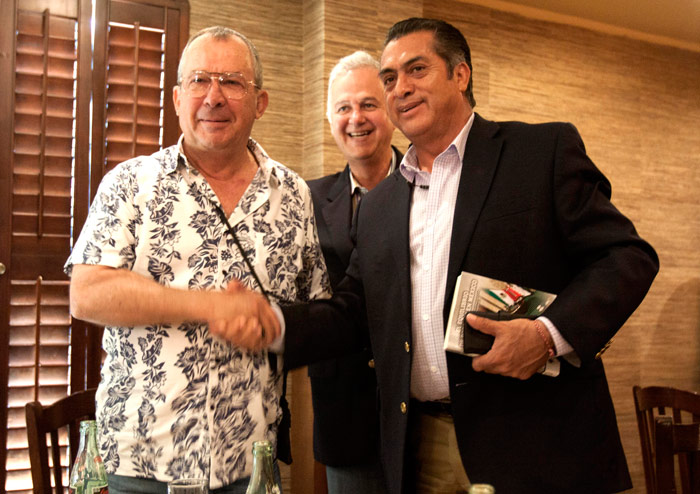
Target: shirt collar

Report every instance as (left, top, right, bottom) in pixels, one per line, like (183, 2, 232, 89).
(348, 148, 398, 195)
(399, 112, 475, 183)
(173, 135, 280, 187)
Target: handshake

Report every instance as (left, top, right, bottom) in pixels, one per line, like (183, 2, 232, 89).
(207, 280, 281, 351)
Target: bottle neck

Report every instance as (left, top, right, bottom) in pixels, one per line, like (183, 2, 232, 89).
(77, 420, 100, 456)
(247, 440, 279, 493)
(251, 444, 274, 474)
(70, 419, 108, 486)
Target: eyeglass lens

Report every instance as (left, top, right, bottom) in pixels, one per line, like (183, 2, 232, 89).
(183, 71, 251, 99)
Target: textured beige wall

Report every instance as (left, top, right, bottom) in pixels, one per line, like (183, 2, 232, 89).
(187, 1, 700, 492)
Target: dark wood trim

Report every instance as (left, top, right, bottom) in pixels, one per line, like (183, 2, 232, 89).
(72, 0, 93, 235)
(89, 0, 108, 201)
(163, 4, 183, 147)
(0, 0, 18, 488)
(68, 0, 94, 395)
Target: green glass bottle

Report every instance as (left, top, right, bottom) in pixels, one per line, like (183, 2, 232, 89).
(69, 420, 109, 494)
(245, 440, 280, 494)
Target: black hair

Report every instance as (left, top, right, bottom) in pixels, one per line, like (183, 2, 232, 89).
(385, 18, 475, 107)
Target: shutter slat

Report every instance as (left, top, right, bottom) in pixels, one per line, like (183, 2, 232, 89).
(13, 196, 71, 216)
(10, 325, 70, 346)
(14, 154, 72, 175)
(11, 215, 72, 236)
(107, 83, 162, 105)
(107, 64, 163, 87)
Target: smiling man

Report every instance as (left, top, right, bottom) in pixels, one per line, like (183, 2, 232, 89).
(280, 18, 659, 494)
(65, 26, 330, 493)
(306, 51, 399, 494)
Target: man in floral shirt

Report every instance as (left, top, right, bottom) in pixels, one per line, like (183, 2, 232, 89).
(64, 26, 329, 493)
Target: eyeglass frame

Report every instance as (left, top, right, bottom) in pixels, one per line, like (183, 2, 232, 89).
(178, 70, 260, 100)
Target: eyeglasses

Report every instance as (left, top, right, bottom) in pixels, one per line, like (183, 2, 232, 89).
(180, 70, 259, 100)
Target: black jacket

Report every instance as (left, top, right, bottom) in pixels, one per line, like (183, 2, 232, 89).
(306, 147, 402, 466)
(285, 114, 658, 493)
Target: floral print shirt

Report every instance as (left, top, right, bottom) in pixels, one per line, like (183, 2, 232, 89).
(64, 138, 330, 487)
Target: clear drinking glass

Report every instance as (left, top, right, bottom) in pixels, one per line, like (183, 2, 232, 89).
(469, 484, 495, 494)
(167, 478, 208, 494)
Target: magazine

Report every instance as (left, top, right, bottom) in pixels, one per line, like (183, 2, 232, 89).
(443, 271, 557, 356)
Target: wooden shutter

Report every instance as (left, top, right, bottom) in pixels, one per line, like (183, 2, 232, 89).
(103, 23, 166, 171)
(0, 0, 188, 491)
(3, 6, 84, 492)
(91, 0, 186, 177)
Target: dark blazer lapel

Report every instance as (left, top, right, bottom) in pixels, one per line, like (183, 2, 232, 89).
(444, 114, 503, 319)
(322, 165, 354, 265)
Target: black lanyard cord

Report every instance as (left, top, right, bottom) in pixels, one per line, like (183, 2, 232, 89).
(210, 198, 279, 373)
(210, 199, 270, 303)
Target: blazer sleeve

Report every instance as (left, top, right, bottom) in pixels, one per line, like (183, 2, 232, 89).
(542, 123, 659, 361)
(282, 247, 368, 370)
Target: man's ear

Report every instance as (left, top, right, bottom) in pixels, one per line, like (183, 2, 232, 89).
(255, 89, 269, 119)
(173, 85, 181, 116)
(454, 61, 471, 94)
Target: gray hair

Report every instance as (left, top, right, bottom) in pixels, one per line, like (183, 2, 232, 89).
(326, 51, 380, 121)
(177, 26, 263, 89)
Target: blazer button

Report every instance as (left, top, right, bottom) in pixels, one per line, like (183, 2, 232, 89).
(404, 341, 410, 353)
(368, 359, 375, 368)
(400, 402, 407, 414)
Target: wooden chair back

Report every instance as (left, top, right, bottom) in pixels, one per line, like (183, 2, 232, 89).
(654, 417, 700, 494)
(25, 388, 97, 494)
(633, 385, 700, 494)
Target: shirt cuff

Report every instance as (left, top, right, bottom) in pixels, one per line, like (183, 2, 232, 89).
(537, 316, 581, 367)
(268, 302, 286, 353)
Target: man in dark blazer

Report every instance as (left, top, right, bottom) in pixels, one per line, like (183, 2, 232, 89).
(306, 51, 401, 494)
(216, 18, 659, 494)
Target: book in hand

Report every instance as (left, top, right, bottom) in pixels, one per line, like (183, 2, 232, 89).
(443, 271, 557, 357)
(462, 311, 537, 355)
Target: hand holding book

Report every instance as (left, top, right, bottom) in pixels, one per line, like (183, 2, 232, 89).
(444, 271, 560, 377)
(466, 313, 559, 379)
(462, 311, 535, 355)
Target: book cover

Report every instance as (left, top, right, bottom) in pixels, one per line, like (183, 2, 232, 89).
(443, 271, 557, 356)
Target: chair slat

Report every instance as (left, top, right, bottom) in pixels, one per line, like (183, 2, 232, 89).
(654, 417, 700, 494)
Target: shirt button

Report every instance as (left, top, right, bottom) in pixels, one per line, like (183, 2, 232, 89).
(404, 342, 410, 353)
(430, 366, 437, 373)
(422, 314, 429, 321)
(400, 402, 407, 414)
(368, 359, 375, 368)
